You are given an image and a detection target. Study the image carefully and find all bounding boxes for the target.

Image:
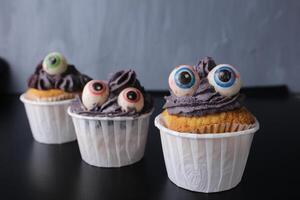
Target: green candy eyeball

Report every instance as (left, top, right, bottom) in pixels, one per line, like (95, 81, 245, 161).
(42, 52, 68, 75)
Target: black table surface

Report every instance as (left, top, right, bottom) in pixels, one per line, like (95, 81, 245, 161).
(0, 91, 299, 200)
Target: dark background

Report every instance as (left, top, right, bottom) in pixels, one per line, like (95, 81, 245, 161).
(0, 89, 300, 200)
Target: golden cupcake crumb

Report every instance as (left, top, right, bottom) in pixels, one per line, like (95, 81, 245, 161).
(25, 88, 79, 101)
(162, 107, 255, 134)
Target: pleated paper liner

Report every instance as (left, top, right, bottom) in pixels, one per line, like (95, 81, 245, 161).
(68, 108, 153, 168)
(155, 114, 259, 193)
(20, 94, 77, 144)
(195, 122, 256, 134)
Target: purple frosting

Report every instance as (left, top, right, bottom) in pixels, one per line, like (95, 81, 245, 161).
(28, 62, 92, 92)
(71, 69, 153, 117)
(163, 57, 242, 117)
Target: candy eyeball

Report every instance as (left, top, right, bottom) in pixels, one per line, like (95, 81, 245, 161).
(207, 64, 241, 97)
(168, 65, 200, 97)
(42, 52, 68, 75)
(118, 87, 144, 112)
(82, 80, 109, 110)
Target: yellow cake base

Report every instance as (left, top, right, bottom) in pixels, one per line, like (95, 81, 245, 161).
(25, 88, 78, 102)
(162, 107, 255, 134)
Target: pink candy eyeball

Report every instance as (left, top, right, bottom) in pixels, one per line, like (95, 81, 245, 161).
(117, 87, 144, 112)
(168, 65, 200, 97)
(82, 80, 109, 110)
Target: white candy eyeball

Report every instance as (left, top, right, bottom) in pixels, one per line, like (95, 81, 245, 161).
(207, 64, 241, 97)
(168, 65, 200, 97)
(82, 80, 109, 110)
(42, 52, 68, 75)
(117, 87, 144, 112)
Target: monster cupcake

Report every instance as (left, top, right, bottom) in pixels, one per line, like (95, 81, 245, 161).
(155, 57, 259, 192)
(68, 69, 153, 167)
(20, 52, 92, 144)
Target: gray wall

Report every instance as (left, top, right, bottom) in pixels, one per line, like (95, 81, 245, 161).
(0, 0, 300, 93)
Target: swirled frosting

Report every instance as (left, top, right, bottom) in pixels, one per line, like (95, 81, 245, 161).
(163, 57, 243, 117)
(28, 62, 92, 92)
(71, 69, 153, 117)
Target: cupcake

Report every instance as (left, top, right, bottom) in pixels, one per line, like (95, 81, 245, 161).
(20, 52, 92, 144)
(68, 69, 153, 167)
(155, 57, 259, 192)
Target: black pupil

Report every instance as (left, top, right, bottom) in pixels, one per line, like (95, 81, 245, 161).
(49, 56, 57, 65)
(127, 91, 137, 101)
(178, 71, 192, 84)
(218, 70, 232, 82)
(93, 82, 103, 91)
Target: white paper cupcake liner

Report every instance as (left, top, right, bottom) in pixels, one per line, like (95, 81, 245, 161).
(20, 94, 77, 144)
(154, 114, 259, 193)
(68, 108, 153, 168)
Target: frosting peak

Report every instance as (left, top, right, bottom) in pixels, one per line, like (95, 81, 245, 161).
(164, 57, 242, 117)
(109, 69, 141, 95)
(195, 56, 217, 78)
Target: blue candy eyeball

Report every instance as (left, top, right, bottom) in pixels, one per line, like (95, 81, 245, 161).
(208, 64, 241, 97)
(168, 65, 200, 96)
